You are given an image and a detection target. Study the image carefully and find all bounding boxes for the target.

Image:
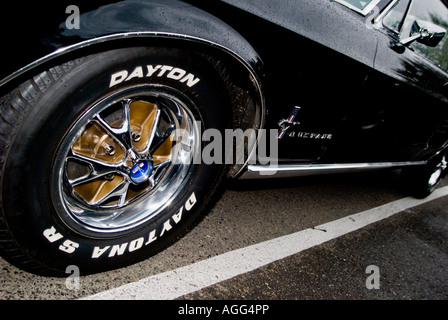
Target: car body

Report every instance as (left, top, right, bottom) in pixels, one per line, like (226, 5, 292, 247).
(0, 0, 447, 275)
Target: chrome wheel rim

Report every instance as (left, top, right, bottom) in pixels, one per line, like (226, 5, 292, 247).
(52, 85, 200, 234)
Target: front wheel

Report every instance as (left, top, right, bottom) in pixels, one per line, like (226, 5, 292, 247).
(0, 47, 229, 275)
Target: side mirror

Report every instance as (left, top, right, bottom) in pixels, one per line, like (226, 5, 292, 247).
(401, 20, 446, 47)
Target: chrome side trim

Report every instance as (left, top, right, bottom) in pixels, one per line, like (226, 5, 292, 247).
(240, 161, 427, 179)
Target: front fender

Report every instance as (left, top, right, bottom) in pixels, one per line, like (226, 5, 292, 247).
(0, 0, 266, 178)
(0, 0, 264, 94)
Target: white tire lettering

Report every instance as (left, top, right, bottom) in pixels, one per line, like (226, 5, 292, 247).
(109, 243, 128, 257)
(160, 219, 173, 237)
(157, 66, 173, 77)
(43, 226, 64, 243)
(59, 240, 80, 254)
(145, 229, 158, 246)
(126, 66, 144, 81)
(92, 246, 110, 259)
(110, 70, 128, 87)
(146, 65, 162, 77)
(185, 192, 197, 211)
(43, 226, 80, 254)
(172, 206, 184, 224)
(180, 73, 201, 88)
(167, 68, 187, 81)
(89, 192, 198, 259)
(109, 65, 201, 88)
(129, 237, 145, 252)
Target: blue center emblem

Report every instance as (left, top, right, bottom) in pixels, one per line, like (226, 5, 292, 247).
(130, 160, 153, 184)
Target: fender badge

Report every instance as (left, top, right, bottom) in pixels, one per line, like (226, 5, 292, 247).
(278, 106, 301, 139)
(277, 106, 333, 140)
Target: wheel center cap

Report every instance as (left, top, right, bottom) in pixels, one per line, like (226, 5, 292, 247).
(130, 160, 153, 184)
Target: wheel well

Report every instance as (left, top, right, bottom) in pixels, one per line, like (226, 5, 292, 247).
(200, 52, 265, 176)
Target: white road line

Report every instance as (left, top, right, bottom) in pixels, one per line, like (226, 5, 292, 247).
(83, 186, 448, 300)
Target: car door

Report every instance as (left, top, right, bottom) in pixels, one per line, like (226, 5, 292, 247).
(216, 0, 381, 163)
(364, 0, 448, 162)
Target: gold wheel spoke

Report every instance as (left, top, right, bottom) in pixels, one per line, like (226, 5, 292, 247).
(152, 131, 175, 164)
(73, 176, 129, 207)
(150, 126, 176, 156)
(92, 99, 134, 153)
(129, 100, 159, 153)
(67, 150, 121, 187)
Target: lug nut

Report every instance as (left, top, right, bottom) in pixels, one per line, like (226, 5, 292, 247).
(104, 174, 115, 181)
(132, 131, 141, 142)
(103, 143, 116, 156)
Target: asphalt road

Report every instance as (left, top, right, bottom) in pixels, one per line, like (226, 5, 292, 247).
(1, 169, 447, 303)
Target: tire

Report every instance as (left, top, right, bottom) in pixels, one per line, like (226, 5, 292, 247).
(401, 151, 448, 199)
(0, 47, 230, 276)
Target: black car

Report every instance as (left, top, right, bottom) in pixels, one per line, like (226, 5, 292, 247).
(0, 0, 447, 276)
